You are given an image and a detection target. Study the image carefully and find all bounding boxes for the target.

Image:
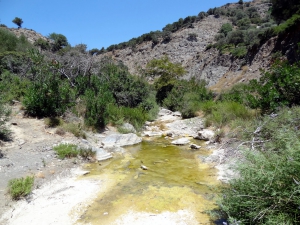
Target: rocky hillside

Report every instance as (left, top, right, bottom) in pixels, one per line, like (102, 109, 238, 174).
(94, 0, 274, 91)
(6, 0, 299, 92)
(7, 27, 51, 44)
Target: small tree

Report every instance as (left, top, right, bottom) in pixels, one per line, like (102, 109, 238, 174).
(145, 55, 186, 103)
(48, 33, 68, 52)
(34, 38, 50, 51)
(12, 17, 23, 28)
(219, 23, 233, 37)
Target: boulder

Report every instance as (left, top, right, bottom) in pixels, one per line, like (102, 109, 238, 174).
(171, 138, 190, 145)
(102, 133, 142, 147)
(103, 146, 125, 153)
(94, 148, 113, 161)
(194, 129, 215, 141)
(120, 123, 136, 133)
(158, 108, 173, 116)
(157, 108, 182, 122)
(173, 111, 182, 117)
(165, 131, 174, 137)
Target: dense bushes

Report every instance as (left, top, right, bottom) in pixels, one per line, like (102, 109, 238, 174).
(218, 83, 258, 108)
(218, 62, 300, 113)
(48, 33, 69, 52)
(0, 28, 19, 52)
(163, 79, 213, 118)
(210, 3, 276, 60)
(0, 71, 30, 102)
(250, 61, 300, 112)
(220, 107, 300, 224)
(99, 62, 150, 107)
(201, 101, 255, 127)
(145, 55, 186, 103)
(0, 28, 33, 53)
(271, 0, 300, 23)
(34, 38, 50, 51)
(23, 50, 75, 117)
(83, 77, 114, 128)
(0, 40, 157, 130)
(0, 102, 11, 140)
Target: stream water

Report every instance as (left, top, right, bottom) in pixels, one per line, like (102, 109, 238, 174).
(78, 138, 220, 224)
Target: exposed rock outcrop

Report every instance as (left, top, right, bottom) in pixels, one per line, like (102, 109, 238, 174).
(194, 129, 215, 142)
(102, 133, 142, 147)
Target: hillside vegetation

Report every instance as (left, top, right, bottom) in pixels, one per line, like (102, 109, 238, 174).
(1, 0, 300, 223)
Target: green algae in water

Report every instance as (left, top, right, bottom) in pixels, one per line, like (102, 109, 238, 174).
(79, 138, 219, 224)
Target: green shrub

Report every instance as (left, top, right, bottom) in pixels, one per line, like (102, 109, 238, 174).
(34, 38, 50, 50)
(61, 123, 86, 138)
(122, 107, 147, 130)
(145, 55, 186, 103)
(0, 51, 31, 75)
(0, 71, 31, 102)
(16, 34, 33, 52)
(107, 105, 148, 131)
(24, 79, 73, 117)
(23, 50, 74, 117)
(8, 176, 34, 200)
(271, 0, 300, 23)
(44, 117, 63, 127)
(180, 92, 203, 118)
(219, 107, 300, 224)
(219, 83, 259, 108)
(231, 46, 248, 58)
(0, 28, 18, 52)
(83, 76, 114, 129)
(139, 91, 159, 121)
(0, 28, 34, 53)
(53, 143, 95, 160)
(201, 101, 254, 127)
(53, 143, 79, 159)
(0, 103, 11, 140)
(273, 14, 300, 35)
(250, 61, 300, 112)
(100, 62, 150, 107)
(48, 33, 68, 52)
(162, 78, 213, 117)
(219, 23, 233, 37)
(78, 148, 96, 160)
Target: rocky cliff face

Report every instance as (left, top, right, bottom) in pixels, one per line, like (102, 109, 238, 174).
(95, 1, 277, 91)
(96, 15, 228, 86)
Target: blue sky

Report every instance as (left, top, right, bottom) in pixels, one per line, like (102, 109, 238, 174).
(1, 0, 239, 50)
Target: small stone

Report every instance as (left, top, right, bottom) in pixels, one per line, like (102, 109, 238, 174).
(190, 144, 201, 149)
(171, 138, 190, 145)
(141, 164, 148, 170)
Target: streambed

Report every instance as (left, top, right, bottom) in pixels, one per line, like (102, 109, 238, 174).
(78, 138, 220, 224)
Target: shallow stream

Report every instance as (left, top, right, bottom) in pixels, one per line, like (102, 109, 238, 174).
(79, 138, 220, 224)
